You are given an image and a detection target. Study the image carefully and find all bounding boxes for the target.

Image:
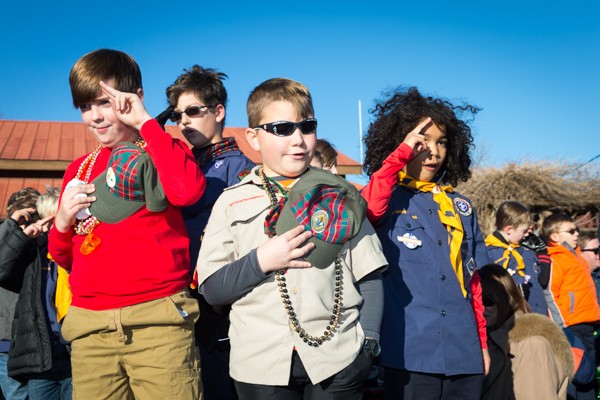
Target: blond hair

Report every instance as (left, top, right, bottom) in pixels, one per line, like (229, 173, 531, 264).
(36, 186, 61, 219)
(246, 78, 314, 128)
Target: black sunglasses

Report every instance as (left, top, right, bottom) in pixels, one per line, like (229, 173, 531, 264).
(582, 247, 600, 255)
(170, 105, 212, 122)
(558, 227, 580, 235)
(254, 118, 317, 137)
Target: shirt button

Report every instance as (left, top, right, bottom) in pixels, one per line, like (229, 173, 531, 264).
(428, 209, 433, 214)
(440, 274, 446, 281)
(291, 288, 298, 295)
(438, 240, 443, 246)
(441, 310, 446, 316)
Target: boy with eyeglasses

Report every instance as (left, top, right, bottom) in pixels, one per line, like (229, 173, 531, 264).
(196, 78, 387, 399)
(165, 65, 254, 400)
(542, 213, 600, 398)
(579, 230, 600, 303)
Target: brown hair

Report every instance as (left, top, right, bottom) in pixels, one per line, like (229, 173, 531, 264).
(578, 230, 598, 249)
(479, 264, 530, 330)
(6, 187, 40, 217)
(541, 213, 573, 242)
(495, 201, 531, 230)
(315, 139, 338, 169)
(166, 65, 228, 125)
(69, 49, 142, 109)
(246, 78, 314, 128)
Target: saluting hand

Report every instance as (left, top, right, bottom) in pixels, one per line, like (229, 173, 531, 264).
(402, 117, 432, 155)
(99, 81, 152, 131)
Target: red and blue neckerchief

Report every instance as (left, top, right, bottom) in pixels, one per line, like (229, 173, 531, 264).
(194, 137, 240, 167)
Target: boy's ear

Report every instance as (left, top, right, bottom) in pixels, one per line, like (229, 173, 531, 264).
(503, 225, 513, 235)
(549, 231, 560, 243)
(214, 104, 225, 124)
(245, 128, 261, 152)
(137, 88, 144, 102)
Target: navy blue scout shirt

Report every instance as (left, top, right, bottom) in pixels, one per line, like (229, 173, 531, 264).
(184, 138, 254, 270)
(487, 235, 548, 316)
(376, 186, 490, 375)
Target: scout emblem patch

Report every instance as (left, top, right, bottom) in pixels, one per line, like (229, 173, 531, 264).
(453, 197, 472, 216)
(397, 232, 422, 249)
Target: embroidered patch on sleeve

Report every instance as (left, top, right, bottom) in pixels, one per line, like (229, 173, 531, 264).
(237, 170, 251, 181)
(453, 197, 472, 216)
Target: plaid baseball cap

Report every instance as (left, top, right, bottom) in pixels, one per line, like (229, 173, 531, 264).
(275, 168, 366, 268)
(89, 141, 167, 223)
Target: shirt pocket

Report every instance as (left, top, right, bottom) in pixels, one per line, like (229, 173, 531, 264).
(392, 214, 427, 265)
(228, 201, 271, 252)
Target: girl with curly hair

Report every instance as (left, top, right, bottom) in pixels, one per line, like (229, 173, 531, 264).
(362, 87, 490, 399)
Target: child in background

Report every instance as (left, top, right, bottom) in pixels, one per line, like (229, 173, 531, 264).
(197, 78, 387, 399)
(479, 264, 573, 400)
(578, 230, 600, 300)
(543, 213, 600, 399)
(165, 65, 254, 400)
(49, 49, 205, 399)
(361, 86, 490, 399)
(485, 201, 548, 315)
(0, 187, 41, 400)
(310, 138, 338, 174)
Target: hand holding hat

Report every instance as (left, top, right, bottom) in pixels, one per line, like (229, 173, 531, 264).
(257, 225, 315, 273)
(275, 169, 367, 269)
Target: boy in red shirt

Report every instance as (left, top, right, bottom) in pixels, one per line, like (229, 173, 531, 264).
(49, 49, 205, 399)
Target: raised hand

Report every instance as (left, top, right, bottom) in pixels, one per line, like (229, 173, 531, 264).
(99, 81, 152, 131)
(256, 225, 315, 273)
(10, 207, 37, 226)
(22, 216, 54, 238)
(402, 117, 432, 155)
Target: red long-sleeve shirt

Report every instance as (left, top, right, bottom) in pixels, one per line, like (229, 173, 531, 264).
(362, 142, 488, 349)
(49, 119, 206, 310)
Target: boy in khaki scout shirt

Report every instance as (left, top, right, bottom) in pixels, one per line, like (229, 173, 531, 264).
(197, 78, 388, 399)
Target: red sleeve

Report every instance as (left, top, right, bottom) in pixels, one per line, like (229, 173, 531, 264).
(140, 119, 206, 207)
(361, 143, 413, 224)
(469, 271, 488, 349)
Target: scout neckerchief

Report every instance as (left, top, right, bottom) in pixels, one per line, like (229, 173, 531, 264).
(48, 253, 72, 322)
(257, 167, 343, 347)
(484, 231, 526, 278)
(397, 170, 467, 297)
(194, 137, 240, 167)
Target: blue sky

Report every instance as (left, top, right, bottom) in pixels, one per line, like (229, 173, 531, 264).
(1, 1, 598, 181)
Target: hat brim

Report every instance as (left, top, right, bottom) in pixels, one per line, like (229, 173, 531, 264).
(89, 173, 145, 224)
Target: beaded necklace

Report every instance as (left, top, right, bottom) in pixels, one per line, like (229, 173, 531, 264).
(258, 167, 343, 347)
(74, 137, 146, 255)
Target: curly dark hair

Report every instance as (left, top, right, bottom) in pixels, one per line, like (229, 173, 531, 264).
(363, 87, 480, 186)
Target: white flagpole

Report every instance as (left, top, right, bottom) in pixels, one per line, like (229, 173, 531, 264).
(358, 100, 364, 168)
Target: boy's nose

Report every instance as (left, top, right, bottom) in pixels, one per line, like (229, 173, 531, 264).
(90, 105, 103, 121)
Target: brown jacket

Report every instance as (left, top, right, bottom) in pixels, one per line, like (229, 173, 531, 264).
(509, 313, 574, 400)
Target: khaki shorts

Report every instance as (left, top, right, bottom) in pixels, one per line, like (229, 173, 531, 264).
(62, 291, 202, 400)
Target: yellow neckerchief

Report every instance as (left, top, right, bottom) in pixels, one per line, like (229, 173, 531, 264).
(397, 171, 466, 297)
(484, 232, 526, 277)
(48, 253, 72, 322)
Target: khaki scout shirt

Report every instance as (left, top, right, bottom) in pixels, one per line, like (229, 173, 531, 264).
(197, 167, 387, 385)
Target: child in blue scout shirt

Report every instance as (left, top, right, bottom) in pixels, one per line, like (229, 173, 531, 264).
(362, 86, 491, 400)
(485, 201, 548, 315)
(165, 65, 254, 400)
(197, 78, 388, 400)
